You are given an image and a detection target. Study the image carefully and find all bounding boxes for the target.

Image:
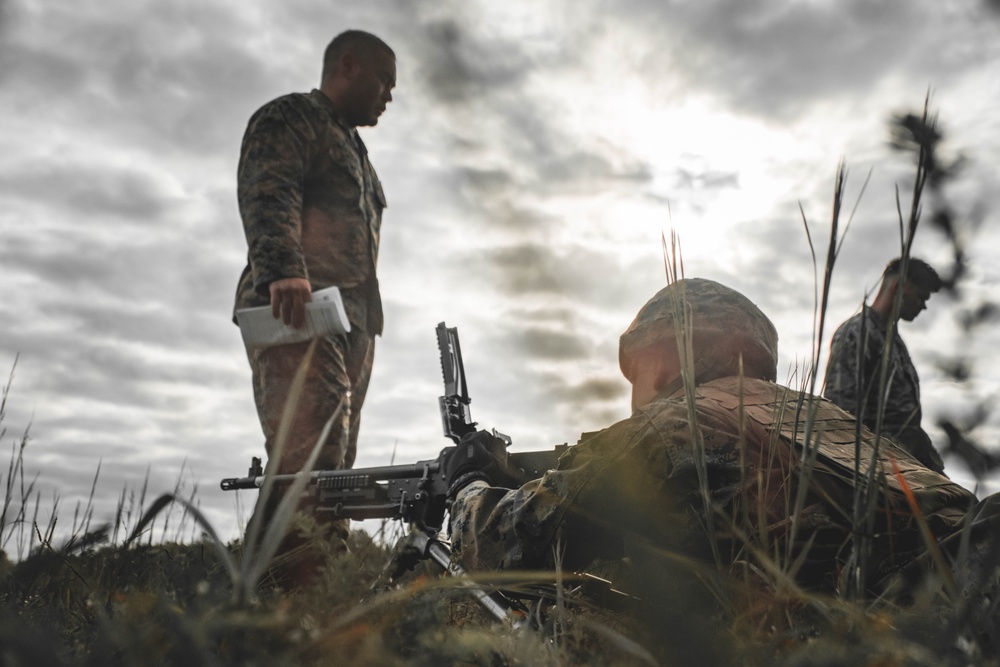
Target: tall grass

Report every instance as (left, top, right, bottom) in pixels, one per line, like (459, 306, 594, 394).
(1, 97, 998, 666)
(635, 96, 997, 663)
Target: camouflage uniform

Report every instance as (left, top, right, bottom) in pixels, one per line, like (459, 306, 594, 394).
(824, 306, 944, 472)
(234, 89, 386, 506)
(451, 279, 973, 595)
(451, 377, 973, 591)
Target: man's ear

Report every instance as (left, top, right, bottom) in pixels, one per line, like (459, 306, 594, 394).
(882, 274, 901, 299)
(648, 355, 668, 391)
(649, 343, 681, 392)
(338, 51, 359, 80)
(628, 341, 683, 411)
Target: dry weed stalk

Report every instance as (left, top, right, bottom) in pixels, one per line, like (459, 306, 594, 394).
(1, 94, 996, 666)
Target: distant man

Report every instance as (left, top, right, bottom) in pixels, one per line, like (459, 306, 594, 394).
(824, 257, 945, 472)
(233, 30, 395, 561)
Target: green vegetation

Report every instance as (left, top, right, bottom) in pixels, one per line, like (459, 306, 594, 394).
(2, 100, 998, 666)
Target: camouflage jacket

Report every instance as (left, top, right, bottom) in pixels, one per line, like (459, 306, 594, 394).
(450, 376, 973, 590)
(234, 89, 387, 335)
(823, 307, 943, 471)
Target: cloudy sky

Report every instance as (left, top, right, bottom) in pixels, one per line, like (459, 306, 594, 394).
(1, 0, 999, 551)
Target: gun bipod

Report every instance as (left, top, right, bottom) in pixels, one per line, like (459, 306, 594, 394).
(381, 530, 532, 628)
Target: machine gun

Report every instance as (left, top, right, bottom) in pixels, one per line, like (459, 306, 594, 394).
(221, 322, 567, 531)
(221, 322, 569, 624)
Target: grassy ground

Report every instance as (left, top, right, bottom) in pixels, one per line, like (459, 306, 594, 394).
(2, 102, 997, 666)
(0, 522, 996, 666)
(0, 526, 661, 666)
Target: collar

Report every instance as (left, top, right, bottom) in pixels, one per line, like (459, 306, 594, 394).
(863, 305, 889, 332)
(655, 376, 689, 401)
(309, 89, 366, 156)
(310, 89, 348, 126)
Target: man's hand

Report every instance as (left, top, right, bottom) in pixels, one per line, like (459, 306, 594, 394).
(269, 277, 312, 329)
(442, 431, 509, 498)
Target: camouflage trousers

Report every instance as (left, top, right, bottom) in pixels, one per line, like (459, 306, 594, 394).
(247, 326, 375, 542)
(249, 326, 374, 471)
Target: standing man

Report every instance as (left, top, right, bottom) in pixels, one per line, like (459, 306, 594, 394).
(234, 31, 395, 562)
(824, 257, 945, 472)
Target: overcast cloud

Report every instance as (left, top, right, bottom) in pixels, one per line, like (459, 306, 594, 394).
(1, 0, 998, 550)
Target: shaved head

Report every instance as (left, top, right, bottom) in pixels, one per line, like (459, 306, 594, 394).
(322, 30, 395, 79)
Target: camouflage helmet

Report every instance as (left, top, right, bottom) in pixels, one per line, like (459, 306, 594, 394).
(619, 278, 779, 382)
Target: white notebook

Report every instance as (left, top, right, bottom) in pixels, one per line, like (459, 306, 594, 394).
(236, 285, 351, 349)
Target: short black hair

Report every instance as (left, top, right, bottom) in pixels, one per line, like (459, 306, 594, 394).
(883, 257, 943, 292)
(322, 30, 394, 77)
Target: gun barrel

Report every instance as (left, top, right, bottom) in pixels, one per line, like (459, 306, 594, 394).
(220, 458, 443, 492)
(220, 476, 261, 491)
